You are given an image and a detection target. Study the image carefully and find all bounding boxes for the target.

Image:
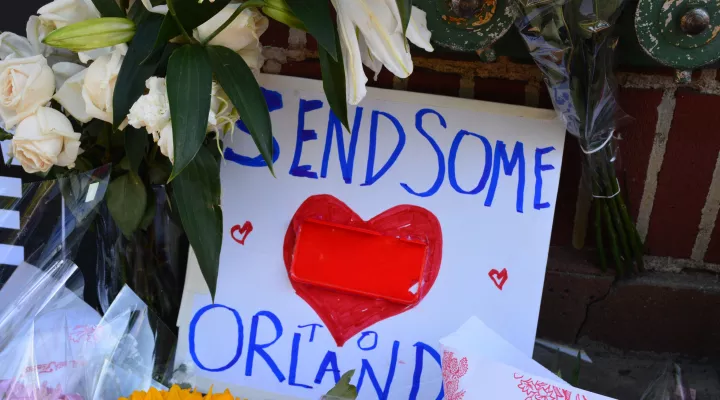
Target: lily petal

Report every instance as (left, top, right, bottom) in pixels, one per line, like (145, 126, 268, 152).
(140, 0, 169, 15)
(381, 0, 403, 34)
(335, 11, 367, 105)
(334, 0, 412, 78)
(0, 33, 34, 59)
(406, 6, 434, 52)
(52, 61, 84, 88)
(358, 33, 382, 80)
(26, 16, 51, 57)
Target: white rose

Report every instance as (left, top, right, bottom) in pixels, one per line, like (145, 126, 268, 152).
(128, 76, 170, 140)
(128, 77, 238, 164)
(38, 0, 100, 30)
(194, 5, 268, 73)
(0, 55, 55, 129)
(157, 123, 174, 163)
(53, 62, 91, 122)
(82, 48, 123, 123)
(11, 107, 82, 173)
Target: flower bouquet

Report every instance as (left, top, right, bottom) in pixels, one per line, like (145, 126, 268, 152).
(513, 0, 644, 275)
(0, 0, 435, 302)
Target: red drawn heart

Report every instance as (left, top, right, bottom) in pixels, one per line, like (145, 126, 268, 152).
(283, 194, 443, 347)
(488, 268, 508, 290)
(231, 221, 253, 245)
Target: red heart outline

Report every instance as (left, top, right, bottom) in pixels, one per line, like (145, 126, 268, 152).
(488, 268, 508, 290)
(231, 221, 253, 245)
(283, 194, 443, 347)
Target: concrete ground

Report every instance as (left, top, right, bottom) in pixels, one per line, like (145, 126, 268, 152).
(533, 339, 720, 399)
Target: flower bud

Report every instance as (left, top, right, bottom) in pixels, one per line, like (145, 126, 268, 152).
(43, 17, 135, 52)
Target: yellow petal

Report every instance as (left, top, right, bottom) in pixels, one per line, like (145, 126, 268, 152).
(130, 391, 147, 400)
(147, 387, 164, 400)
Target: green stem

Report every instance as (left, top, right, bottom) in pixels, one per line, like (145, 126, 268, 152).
(597, 155, 633, 273)
(605, 146, 645, 271)
(200, 0, 265, 46)
(167, 0, 197, 44)
(601, 200, 624, 276)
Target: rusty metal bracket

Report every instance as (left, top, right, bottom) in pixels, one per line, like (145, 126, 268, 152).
(416, 0, 517, 53)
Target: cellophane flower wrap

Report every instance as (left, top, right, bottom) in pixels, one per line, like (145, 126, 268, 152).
(0, 168, 177, 399)
(514, 0, 644, 275)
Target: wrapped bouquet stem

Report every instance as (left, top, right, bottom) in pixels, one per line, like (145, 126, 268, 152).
(514, 0, 644, 275)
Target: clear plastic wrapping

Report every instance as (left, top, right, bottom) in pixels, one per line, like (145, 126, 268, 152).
(514, 0, 645, 275)
(94, 185, 188, 328)
(0, 263, 177, 399)
(0, 166, 111, 288)
(514, 0, 628, 151)
(0, 167, 178, 399)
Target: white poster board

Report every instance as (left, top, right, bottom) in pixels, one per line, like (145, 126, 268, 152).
(176, 74, 566, 399)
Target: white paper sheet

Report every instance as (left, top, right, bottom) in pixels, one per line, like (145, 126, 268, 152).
(177, 74, 566, 399)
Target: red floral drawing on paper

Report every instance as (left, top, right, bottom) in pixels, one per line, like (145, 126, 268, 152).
(442, 350, 469, 400)
(514, 374, 590, 400)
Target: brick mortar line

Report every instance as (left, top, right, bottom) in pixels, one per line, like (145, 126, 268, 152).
(636, 88, 676, 242)
(691, 153, 720, 261)
(264, 46, 720, 95)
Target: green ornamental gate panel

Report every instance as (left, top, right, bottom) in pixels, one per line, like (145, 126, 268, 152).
(416, 0, 720, 74)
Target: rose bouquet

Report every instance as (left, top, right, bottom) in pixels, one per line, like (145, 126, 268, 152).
(0, 0, 434, 301)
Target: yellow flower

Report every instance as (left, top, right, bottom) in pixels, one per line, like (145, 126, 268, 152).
(119, 385, 247, 400)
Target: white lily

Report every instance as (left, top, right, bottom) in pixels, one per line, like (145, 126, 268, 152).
(332, 0, 434, 105)
(139, 0, 169, 15)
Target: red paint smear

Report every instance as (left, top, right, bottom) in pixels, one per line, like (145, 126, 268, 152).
(283, 194, 443, 347)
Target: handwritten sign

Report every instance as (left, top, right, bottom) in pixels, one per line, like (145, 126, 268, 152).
(176, 74, 566, 399)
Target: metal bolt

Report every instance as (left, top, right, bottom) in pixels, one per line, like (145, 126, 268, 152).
(450, 0, 480, 19)
(680, 8, 710, 36)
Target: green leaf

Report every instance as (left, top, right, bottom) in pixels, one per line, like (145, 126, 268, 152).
(326, 370, 357, 399)
(143, 0, 230, 64)
(142, 17, 179, 64)
(125, 126, 149, 173)
(92, 0, 125, 18)
(319, 22, 349, 132)
(285, 0, 336, 60)
(168, 0, 231, 31)
(127, 0, 150, 24)
(139, 186, 157, 230)
(107, 173, 148, 237)
(261, 5, 306, 31)
(167, 44, 213, 179)
(170, 146, 222, 300)
(0, 127, 12, 141)
(112, 14, 164, 128)
(206, 45, 274, 174)
(396, 0, 411, 36)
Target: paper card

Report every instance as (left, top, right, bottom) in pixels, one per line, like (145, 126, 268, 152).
(441, 353, 615, 400)
(439, 316, 562, 383)
(439, 316, 615, 400)
(177, 74, 566, 399)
